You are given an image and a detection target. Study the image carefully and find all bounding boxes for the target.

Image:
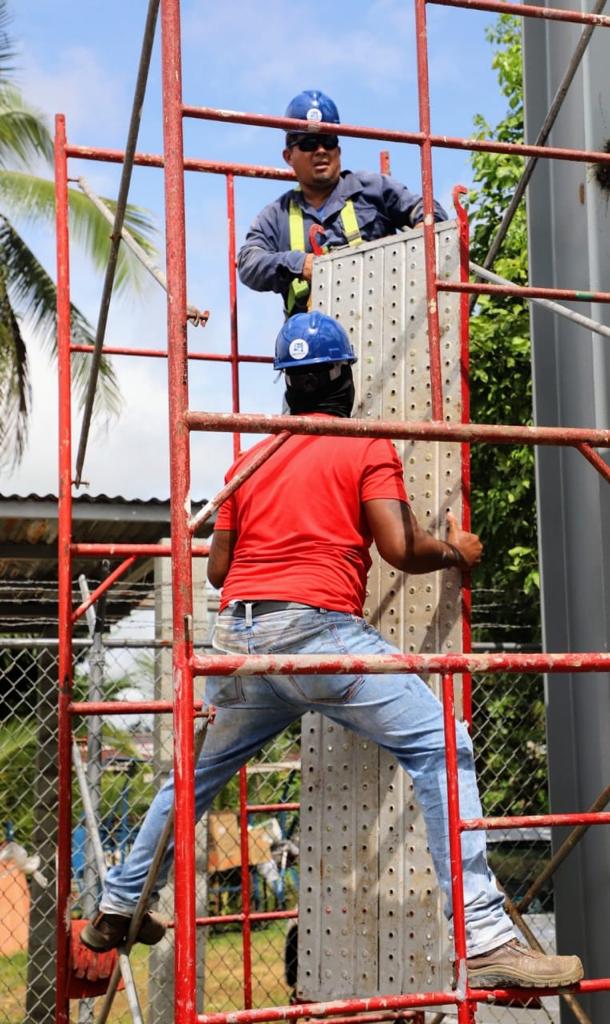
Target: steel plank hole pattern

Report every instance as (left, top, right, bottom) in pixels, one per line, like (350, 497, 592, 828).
(298, 224, 461, 1000)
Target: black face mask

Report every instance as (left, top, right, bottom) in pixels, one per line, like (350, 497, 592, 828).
(284, 363, 355, 418)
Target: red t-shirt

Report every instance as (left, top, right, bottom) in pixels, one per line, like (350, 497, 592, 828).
(214, 415, 409, 615)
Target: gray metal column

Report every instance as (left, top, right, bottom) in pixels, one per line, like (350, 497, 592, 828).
(523, 7, 610, 1019)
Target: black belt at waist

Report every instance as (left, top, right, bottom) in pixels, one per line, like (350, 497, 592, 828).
(227, 600, 319, 617)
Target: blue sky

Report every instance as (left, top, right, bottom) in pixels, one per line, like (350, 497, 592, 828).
(7, 0, 509, 500)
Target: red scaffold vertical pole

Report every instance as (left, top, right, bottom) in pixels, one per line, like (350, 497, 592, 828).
(441, 672, 472, 1024)
(414, 0, 443, 420)
(226, 172, 242, 459)
(160, 2, 197, 1021)
(55, 112, 73, 1024)
(454, 186, 473, 727)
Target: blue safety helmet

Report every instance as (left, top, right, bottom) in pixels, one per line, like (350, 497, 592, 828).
(274, 312, 357, 370)
(285, 90, 340, 127)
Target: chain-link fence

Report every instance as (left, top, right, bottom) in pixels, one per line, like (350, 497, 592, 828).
(0, 631, 301, 1023)
(1, 582, 555, 1024)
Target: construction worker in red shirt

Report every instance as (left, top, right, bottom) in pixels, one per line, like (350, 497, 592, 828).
(238, 90, 447, 316)
(83, 312, 583, 992)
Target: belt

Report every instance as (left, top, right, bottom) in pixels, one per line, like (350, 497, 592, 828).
(228, 600, 319, 618)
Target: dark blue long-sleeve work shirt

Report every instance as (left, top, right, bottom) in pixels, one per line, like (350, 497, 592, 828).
(237, 169, 448, 311)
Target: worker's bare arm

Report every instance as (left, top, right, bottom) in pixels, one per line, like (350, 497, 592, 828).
(364, 499, 482, 573)
(207, 529, 238, 588)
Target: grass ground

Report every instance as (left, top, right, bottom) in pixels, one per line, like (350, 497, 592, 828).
(0, 923, 290, 1023)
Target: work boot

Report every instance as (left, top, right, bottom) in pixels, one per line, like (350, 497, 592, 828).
(467, 939, 583, 989)
(80, 910, 166, 952)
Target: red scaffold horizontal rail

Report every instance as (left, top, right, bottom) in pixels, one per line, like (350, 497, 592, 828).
(196, 991, 458, 1024)
(442, 280, 610, 303)
(191, 651, 610, 677)
(429, 0, 610, 26)
(182, 107, 610, 167)
(69, 700, 204, 716)
(71, 543, 210, 556)
(320, 1016, 420, 1024)
(66, 144, 294, 180)
(190, 909, 298, 928)
(247, 802, 299, 813)
(186, 411, 610, 449)
(470, 979, 610, 999)
(463, 811, 610, 830)
(70, 343, 273, 365)
(195, 980, 610, 1024)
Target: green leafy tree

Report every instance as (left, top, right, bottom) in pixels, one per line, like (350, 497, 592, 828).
(0, 1, 157, 467)
(467, 15, 548, 818)
(468, 14, 540, 643)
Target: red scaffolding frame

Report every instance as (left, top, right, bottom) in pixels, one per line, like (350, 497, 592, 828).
(54, 0, 610, 1022)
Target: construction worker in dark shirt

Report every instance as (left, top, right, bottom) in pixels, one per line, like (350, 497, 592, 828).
(238, 90, 447, 315)
(82, 311, 583, 993)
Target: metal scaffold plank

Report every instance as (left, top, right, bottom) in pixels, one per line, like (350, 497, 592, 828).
(298, 224, 462, 1000)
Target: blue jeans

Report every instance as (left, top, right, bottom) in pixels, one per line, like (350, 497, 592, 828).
(102, 606, 514, 956)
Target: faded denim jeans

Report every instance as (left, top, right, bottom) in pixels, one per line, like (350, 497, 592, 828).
(102, 605, 514, 955)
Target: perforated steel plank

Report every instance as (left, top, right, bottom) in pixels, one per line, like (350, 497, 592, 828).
(298, 223, 462, 1000)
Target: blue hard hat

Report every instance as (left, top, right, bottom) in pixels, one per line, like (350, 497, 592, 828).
(274, 312, 357, 370)
(285, 90, 340, 127)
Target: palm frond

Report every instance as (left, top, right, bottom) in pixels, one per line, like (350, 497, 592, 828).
(0, 216, 122, 437)
(0, 171, 158, 293)
(0, 262, 30, 467)
(0, 84, 53, 167)
(0, 1, 16, 80)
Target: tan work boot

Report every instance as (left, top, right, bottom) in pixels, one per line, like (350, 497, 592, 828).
(467, 939, 583, 989)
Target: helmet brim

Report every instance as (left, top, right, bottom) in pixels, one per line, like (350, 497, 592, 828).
(274, 353, 358, 371)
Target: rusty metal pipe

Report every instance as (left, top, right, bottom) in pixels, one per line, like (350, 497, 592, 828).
(185, 410, 610, 449)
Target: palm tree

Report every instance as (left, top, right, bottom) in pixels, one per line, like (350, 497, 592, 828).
(0, 1, 156, 467)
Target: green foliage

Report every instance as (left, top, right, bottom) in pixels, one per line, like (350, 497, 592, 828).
(0, 718, 37, 837)
(473, 676, 548, 816)
(467, 17, 548, 817)
(467, 14, 539, 644)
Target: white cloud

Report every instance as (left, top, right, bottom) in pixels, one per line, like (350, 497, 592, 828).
(182, 0, 416, 104)
(19, 43, 128, 142)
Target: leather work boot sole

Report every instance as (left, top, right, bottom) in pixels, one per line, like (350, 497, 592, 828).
(467, 939, 583, 989)
(80, 910, 166, 953)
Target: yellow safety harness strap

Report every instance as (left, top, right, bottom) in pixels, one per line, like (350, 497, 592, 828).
(339, 200, 362, 247)
(287, 200, 310, 313)
(286, 198, 362, 313)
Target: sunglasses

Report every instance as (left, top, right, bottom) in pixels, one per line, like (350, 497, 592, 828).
(289, 134, 340, 153)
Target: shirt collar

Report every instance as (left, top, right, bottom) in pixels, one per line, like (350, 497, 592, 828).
(292, 170, 363, 220)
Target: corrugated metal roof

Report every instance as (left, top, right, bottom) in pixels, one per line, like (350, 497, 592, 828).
(0, 492, 212, 634)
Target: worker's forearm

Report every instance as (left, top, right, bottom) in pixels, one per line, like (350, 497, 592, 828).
(400, 530, 465, 574)
(237, 245, 305, 293)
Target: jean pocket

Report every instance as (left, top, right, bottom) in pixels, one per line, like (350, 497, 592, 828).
(282, 624, 366, 705)
(288, 672, 365, 704)
(205, 676, 245, 707)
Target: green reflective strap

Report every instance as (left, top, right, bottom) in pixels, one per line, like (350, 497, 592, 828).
(286, 278, 311, 314)
(287, 200, 309, 312)
(339, 200, 362, 247)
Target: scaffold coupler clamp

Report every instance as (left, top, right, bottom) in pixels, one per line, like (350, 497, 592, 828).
(187, 304, 210, 327)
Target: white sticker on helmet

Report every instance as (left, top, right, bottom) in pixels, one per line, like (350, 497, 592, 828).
(289, 339, 309, 360)
(307, 107, 322, 122)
